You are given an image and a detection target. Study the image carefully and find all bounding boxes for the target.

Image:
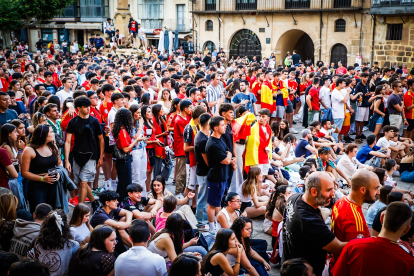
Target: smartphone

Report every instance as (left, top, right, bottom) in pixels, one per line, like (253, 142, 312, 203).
(158, 142, 165, 147)
(287, 137, 291, 143)
(195, 232, 200, 238)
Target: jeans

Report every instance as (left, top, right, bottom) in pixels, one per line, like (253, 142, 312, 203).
(196, 175, 209, 224)
(153, 156, 164, 179)
(183, 245, 207, 258)
(246, 239, 270, 276)
(160, 153, 173, 182)
(28, 181, 57, 214)
(230, 144, 245, 193)
(333, 118, 345, 142)
(131, 147, 147, 195)
(116, 155, 132, 201)
(105, 30, 115, 39)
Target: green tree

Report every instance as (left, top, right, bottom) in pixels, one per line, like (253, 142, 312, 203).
(0, 0, 74, 30)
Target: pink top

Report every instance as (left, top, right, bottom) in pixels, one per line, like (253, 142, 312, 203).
(155, 208, 168, 232)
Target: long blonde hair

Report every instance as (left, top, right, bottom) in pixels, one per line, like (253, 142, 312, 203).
(300, 73, 308, 85)
(242, 167, 261, 198)
(0, 194, 18, 222)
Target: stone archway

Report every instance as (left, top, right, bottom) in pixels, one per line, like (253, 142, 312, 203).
(275, 29, 315, 65)
(228, 29, 262, 61)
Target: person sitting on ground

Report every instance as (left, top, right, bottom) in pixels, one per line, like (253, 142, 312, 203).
(231, 216, 271, 276)
(371, 191, 405, 237)
(316, 147, 351, 186)
(331, 202, 414, 276)
(337, 143, 373, 182)
(294, 166, 310, 193)
(356, 134, 390, 168)
(295, 129, 318, 159)
(365, 185, 394, 229)
(383, 159, 414, 201)
(68, 225, 117, 276)
(90, 190, 133, 253)
(27, 210, 79, 276)
(9, 203, 52, 260)
(275, 134, 305, 172)
(280, 258, 315, 276)
(0, 251, 19, 276)
(169, 253, 201, 276)
(376, 126, 401, 160)
(69, 203, 93, 245)
(115, 219, 168, 276)
(201, 228, 243, 276)
(398, 215, 414, 256)
(148, 213, 205, 264)
(238, 167, 269, 218)
(120, 183, 160, 234)
(8, 259, 50, 276)
(216, 192, 247, 231)
(155, 195, 178, 232)
(0, 194, 18, 252)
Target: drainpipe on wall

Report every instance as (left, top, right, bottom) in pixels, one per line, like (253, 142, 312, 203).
(359, 8, 364, 57)
(371, 14, 376, 66)
(218, 0, 221, 50)
(319, 0, 323, 61)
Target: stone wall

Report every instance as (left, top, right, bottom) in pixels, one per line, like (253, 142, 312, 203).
(373, 15, 414, 69)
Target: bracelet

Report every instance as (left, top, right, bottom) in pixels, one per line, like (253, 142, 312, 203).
(235, 262, 240, 265)
(40, 176, 44, 182)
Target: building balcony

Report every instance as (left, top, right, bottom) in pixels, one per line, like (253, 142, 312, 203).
(370, 0, 414, 14)
(192, 0, 363, 13)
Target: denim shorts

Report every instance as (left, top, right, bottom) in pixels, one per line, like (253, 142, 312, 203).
(376, 116, 384, 125)
(333, 118, 345, 131)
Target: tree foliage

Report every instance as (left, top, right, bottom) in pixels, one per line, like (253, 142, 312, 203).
(0, 0, 74, 30)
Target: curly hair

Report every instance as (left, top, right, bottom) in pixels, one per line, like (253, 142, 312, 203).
(37, 209, 73, 250)
(231, 216, 252, 257)
(112, 108, 134, 140)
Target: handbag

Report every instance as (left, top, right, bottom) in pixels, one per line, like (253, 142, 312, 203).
(270, 226, 283, 264)
(54, 132, 65, 148)
(113, 138, 130, 160)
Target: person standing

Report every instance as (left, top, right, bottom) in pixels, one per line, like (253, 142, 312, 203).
(205, 116, 232, 234)
(65, 96, 102, 211)
(232, 80, 257, 114)
(330, 170, 381, 268)
(206, 73, 223, 114)
(403, 79, 414, 139)
(388, 80, 408, 129)
(174, 100, 192, 195)
(282, 172, 347, 276)
(194, 113, 212, 225)
(306, 77, 321, 126)
(252, 72, 264, 112)
(331, 78, 351, 142)
(291, 50, 301, 65)
(354, 73, 371, 141)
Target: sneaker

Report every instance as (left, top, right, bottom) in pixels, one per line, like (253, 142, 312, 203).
(289, 128, 299, 134)
(197, 224, 209, 232)
(292, 121, 297, 124)
(209, 230, 217, 239)
(363, 126, 369, 131)
(85, 197, 90, 202)
(343, 137, 353, 143)
(392, 171, 400, 177)
(91, 200, 100, 213)
(69, 196, 79, 207)
(103, 180, 112, 191)
(360, 134, 367, 139)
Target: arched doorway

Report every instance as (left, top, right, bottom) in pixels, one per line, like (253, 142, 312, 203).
(331, 44, 348, 67)
(203, 41, 216, 53)
(229, 29, 261, 61)
(275, 29, 315, 65)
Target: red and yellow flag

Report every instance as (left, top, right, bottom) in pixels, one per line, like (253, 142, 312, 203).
(261, 84, 274, 113)
(231, 112, 256, 142)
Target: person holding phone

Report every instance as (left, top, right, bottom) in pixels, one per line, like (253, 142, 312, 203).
(151, 104, 170, 179)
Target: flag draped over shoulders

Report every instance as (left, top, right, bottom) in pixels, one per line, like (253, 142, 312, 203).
(261, 83, 274, 113)
(231, 112, 256, 142)
(245, 122, 272, 167)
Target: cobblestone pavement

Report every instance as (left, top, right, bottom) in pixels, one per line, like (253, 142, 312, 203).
(70, 123, 413, 276)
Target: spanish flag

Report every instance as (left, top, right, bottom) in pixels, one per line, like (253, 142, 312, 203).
(261, 84, 275, 113)
(231, 112, 256, 142)
(244, 122, 272, 167)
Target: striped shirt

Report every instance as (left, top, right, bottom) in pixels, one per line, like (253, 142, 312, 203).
(206, 83, 223, 114)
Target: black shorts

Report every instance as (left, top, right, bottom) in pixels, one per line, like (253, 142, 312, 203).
(104, 136, 114, 154)
(147, 148, 156, 167)
(407, 118, 414, 131)
(286, 100, 294, 114)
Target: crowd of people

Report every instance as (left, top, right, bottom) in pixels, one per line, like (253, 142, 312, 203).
(0, 36, 414, 276)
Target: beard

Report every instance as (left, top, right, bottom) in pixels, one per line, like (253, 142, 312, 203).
(364, 192, 377, 204)
(315, 192, 333, 207)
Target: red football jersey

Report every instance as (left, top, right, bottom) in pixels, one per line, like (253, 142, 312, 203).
(287, 80, 298, 101)
(99, 99, 113, 124)
(251, 81, 262, 104)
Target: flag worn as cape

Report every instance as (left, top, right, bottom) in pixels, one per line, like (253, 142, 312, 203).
(261, 83, 275, 113)
(231, 112, 256, 141)
(244, 122, 272, 167)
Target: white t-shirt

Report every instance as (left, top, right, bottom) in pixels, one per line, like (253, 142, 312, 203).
(70, 223, 91, 244)
(319, 86, 331, 109)
(320, 127, 334, 137)
(277, 143, 296, 161)
(384, 174, 396, 186)
(138, 28, 144, 37)
(143, 88, 156, 101)
(108, 107, 119, 145)
(56, 90, 73, 108)
(376, 137, 390, 149)
(113, 33, 125, 42)
(331, 88, 345, 119)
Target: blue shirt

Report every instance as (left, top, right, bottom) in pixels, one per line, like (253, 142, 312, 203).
(232, 92, 257, 114)
(276, 94, 284, 106)
(94, 38, 104, 48)
(295, 138, 312, 158)
(0, 109, 18, 127)
(356, 144, 380, 164)
(11, 101, 27, 115)
(365, 200, 386, 228)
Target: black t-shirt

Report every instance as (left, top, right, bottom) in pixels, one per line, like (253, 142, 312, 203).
(206, 136, 229, 183)
(120, 197, 150, 213)
(44, 83, 58, 94)
(282, 193, 336, 276)
(66, 115, 103, 160)
(372, 206, 387, 233)
(354, 81, 370, 107)
(183, 124, 195, 164)
(291, 53, 301, 65)
(194, 131, 209, 176)
(222, 123, 234, 157)
(90, 207, 121, 228)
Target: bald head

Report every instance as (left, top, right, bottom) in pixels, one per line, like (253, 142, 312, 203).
(305, 172, 335, 207)
(305, 171, 332, 193)
(351, 170, 379, 192)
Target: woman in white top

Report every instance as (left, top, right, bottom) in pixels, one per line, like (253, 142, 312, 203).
(157, 88, 172, 113)
(337, 143, 373, 181)
(275, 134, 305, 172)
(238, 167, 268, 218)
(69, 203, 92, 245)
(216, 193, 246, 231)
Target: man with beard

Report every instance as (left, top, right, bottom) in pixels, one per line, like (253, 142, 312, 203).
(329, 170, 380, 269)
(282, 172, 347, 276)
